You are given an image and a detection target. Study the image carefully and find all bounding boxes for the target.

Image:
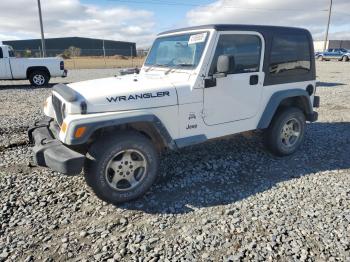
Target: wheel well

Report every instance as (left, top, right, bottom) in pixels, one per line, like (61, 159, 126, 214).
(89, 122, 168, 152)
(275, 96, 311, 117)
(26, 67, 50, 79)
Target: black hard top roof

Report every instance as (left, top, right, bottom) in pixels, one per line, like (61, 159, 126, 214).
(158, 24, 309, 36)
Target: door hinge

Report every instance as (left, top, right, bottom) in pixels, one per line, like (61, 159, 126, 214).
(201, 110, 208, 118)
(204, 77, 216, 88)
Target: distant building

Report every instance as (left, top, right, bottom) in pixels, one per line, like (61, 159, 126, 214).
(314, 40, 350, 52)
(3, 37, 136, 57)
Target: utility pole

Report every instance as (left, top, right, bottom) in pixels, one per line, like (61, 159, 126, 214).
(323, 0, 333, 52)
(37, 0, 46, 57)
(102, 40, 106, 57)
(102, 40, 106, 68)
(131, 46, 134, 67)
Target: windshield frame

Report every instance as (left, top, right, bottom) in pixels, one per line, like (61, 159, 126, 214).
(144, 31, 210, 70)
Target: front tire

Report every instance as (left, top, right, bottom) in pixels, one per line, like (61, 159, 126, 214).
(264, 107, 306, 156)
(84, 132, 159, 204)
(342, 56, 349, 62)
(29, 70, 50, 87)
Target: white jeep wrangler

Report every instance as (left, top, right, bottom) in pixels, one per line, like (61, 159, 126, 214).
(29, 24, 319, 203)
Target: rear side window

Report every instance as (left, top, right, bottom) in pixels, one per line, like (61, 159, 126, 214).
(269, 34, 311, 76)
(209, 34, 262, 75)
(0, 48, 3, 58)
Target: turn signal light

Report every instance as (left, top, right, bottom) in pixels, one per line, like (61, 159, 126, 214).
(61, 122, 68, 133)
(74, 127, 86, 138)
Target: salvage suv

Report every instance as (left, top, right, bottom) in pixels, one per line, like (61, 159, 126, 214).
(29, 24, 320, 203)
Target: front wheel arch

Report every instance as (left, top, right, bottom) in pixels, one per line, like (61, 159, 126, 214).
(84, 131, 160, 203)
(89, 122, 170, 153)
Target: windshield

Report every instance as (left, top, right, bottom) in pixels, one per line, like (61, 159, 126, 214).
(145, 32, 208, 68)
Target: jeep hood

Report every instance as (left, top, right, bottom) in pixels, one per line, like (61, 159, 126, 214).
(67, 74, 178, 113)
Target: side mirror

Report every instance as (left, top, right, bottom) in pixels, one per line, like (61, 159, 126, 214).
(215, 55, 235, 77)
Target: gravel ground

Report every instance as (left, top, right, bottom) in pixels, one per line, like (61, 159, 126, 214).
(0, 63, 349, 261)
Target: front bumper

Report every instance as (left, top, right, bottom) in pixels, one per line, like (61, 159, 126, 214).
(28, 117, 84, 175)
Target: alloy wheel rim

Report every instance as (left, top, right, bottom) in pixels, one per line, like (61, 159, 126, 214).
(33, 74, 45, 85)
(105, 149, 147, 191)
(280, 118, 301, 148)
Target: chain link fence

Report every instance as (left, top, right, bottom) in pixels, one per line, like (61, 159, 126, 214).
(13, 48, 149, 69)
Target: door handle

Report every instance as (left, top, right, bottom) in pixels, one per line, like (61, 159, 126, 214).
(250, 75, 259, 85)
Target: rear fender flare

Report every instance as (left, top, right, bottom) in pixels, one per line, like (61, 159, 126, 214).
(257, 89, 313, 129)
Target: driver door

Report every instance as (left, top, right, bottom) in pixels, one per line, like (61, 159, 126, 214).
(0, 47, 11, 79)
(203, 32, 264, 125)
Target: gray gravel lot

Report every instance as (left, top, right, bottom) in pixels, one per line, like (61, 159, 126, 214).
(0, 63, 349, 261)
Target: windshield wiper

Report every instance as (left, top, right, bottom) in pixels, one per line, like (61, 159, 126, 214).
(145, 63, 167, 72)
(174, 64, 194, 67)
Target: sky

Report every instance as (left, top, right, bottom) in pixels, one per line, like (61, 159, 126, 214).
(0, 0, 349, 48)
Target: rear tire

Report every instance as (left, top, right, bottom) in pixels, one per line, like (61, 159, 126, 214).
(317, 55, 324, 61)
(84, 132, 159, 204)
(29, 70, 50, 87)
(264, 107, 306, 156)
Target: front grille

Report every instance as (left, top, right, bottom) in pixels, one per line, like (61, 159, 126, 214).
(52, 95, 63, 126)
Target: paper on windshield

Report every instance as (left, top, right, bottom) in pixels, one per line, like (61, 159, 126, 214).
(188, 33, 207, 45)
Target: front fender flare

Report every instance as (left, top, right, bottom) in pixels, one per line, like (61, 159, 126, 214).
(68, 114, 176, 149)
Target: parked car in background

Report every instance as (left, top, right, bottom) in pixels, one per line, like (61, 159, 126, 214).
(0, 44, 67, 86)
(316, 48, 350, 62)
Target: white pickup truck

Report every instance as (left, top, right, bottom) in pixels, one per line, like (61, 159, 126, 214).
(0, 44, 67, 86)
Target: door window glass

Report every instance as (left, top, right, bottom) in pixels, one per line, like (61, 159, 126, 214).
(8, 46, 15, 57)
(209, 34, 261, 75)
(0, 48, 3, 58)
(269, 34, 311, 75)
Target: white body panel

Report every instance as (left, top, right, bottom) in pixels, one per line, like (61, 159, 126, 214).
(0, 57, 11, 79)
(66, 74, 178, 113)
(0, 45, 65, 80)
(203, 72, 264, 125)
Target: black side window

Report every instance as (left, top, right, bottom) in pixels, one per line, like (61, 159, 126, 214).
(0, 48, 3, 58)
(269, 34, 311, 76)
(209, 34, 261, 75)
